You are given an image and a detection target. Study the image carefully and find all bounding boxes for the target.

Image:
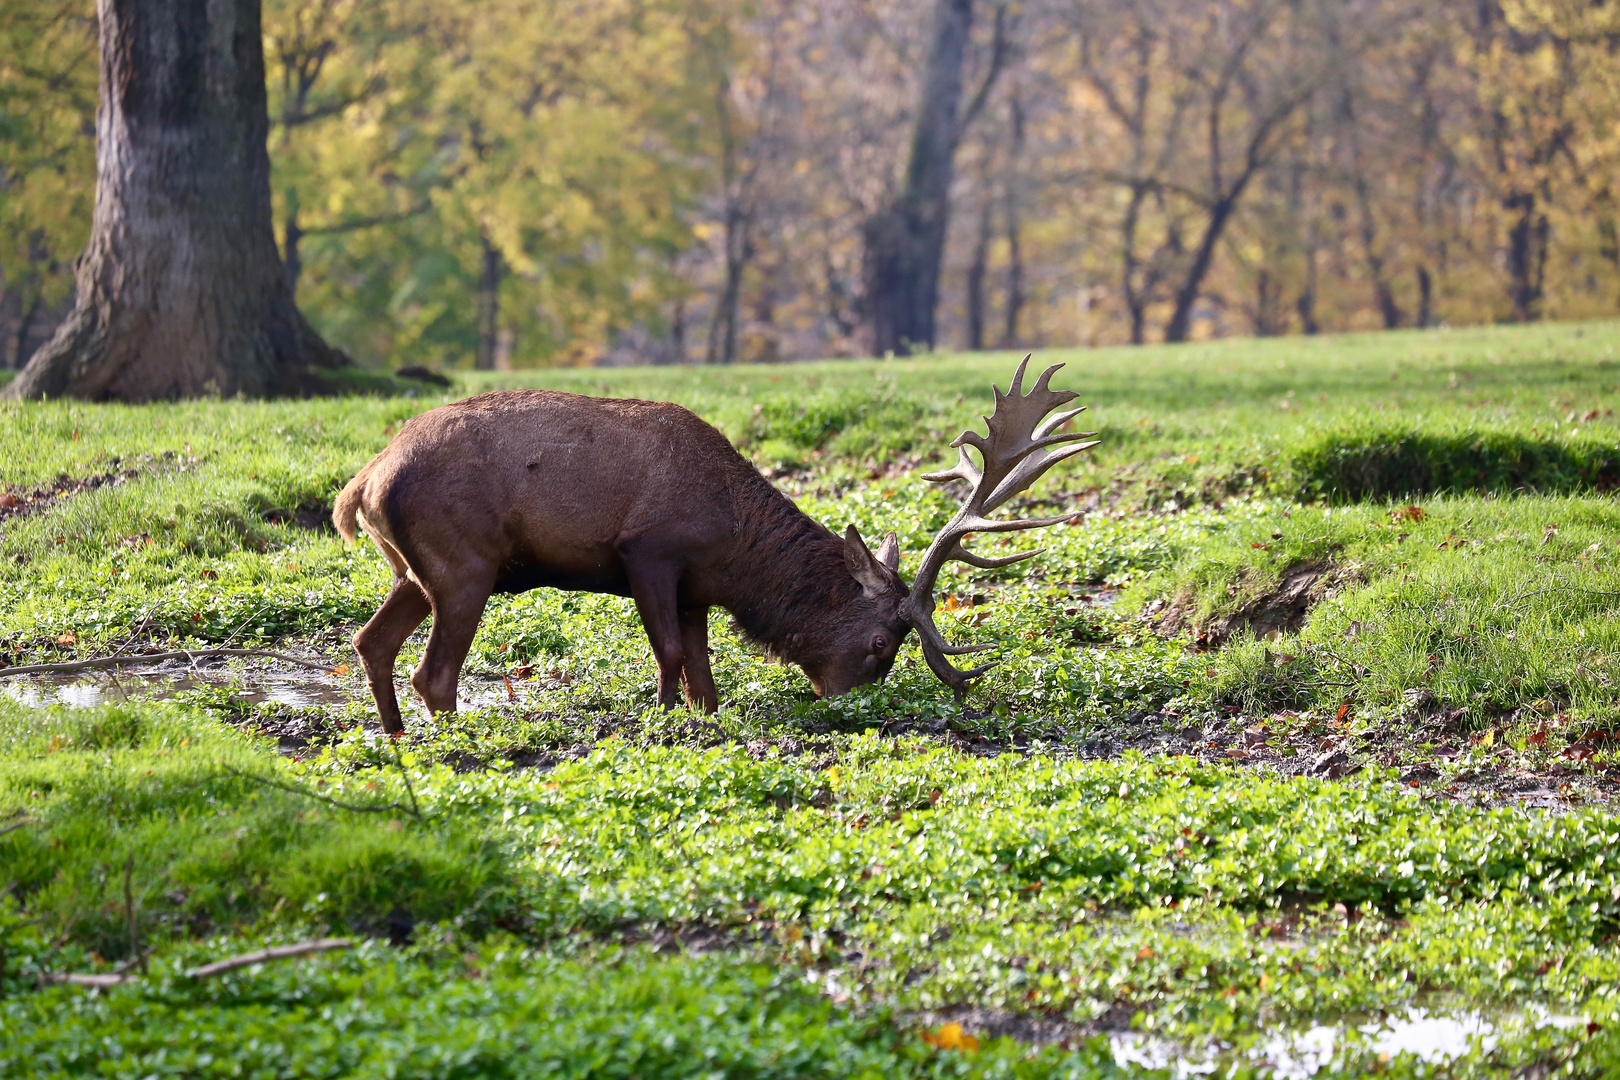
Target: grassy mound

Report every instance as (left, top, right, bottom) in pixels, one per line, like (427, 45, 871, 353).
(1290, 424, 1620, 502)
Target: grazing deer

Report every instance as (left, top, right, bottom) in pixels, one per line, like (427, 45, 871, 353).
(333, 357, 1097, 733)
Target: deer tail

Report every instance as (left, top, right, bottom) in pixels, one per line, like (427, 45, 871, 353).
(332, 465, 371, 543)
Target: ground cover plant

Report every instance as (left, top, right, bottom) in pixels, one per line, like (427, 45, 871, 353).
(6, 320, 1620, 1074)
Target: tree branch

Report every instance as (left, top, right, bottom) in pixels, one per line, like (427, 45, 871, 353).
(957, 4, 1011, 138)
(297, 202, 434, 238)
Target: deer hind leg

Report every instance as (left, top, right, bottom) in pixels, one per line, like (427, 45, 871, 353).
(678, 607, 718, 714)
(353, 576, 432, 735)
(409, 574, 494, 719)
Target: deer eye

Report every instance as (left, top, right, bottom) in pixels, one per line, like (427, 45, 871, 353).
(871, 634, 888, 654)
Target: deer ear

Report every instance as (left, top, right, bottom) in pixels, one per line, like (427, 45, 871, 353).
(844, 525, 892, 597)
(874, 531, 900, 573)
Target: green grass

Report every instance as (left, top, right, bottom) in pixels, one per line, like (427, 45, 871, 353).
(7, 319, 1620, 1074)
(4, 703, 1619, 1075)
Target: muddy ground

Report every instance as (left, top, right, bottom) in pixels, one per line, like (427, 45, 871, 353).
(5, 645, 1613, 812)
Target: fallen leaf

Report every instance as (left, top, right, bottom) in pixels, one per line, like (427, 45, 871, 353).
(1136, 945, 1155, 960)
(1335, 702, 1352, 723)
(57, 631, 76, 647)
(330, 663, 351, 676)
(922, 1023, 979, 1052)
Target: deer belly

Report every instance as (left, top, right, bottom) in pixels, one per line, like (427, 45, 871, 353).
(492, 551, 631, 598)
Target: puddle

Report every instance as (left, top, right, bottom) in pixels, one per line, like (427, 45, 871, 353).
(1, 667, 520, 714)
(1109, 1006, 1584, 1077)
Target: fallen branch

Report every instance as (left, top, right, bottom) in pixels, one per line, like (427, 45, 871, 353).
(36, 938, 354, 988)
(37, 971, 140, 988)
(186, 938, 353, 979)
(0, 816, 35, 837)
(0, 648, 337, 679)
(220, 763, 422, 820)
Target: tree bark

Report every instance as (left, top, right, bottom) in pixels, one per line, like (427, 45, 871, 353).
(4, 0, 346, 402)
(284, 205, 303, 295)
(1505, 191, 1547, 322)
(1163, 194, 1241, 344)
(1296, 249, 1320, 335)
(1000, 92, 1025, 348)
(862, 0, 1002, 357)
(475, 233, 502, 371)
(965, 198, 991, 351)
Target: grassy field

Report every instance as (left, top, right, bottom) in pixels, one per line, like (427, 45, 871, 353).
(5, 321, 1620, 1075)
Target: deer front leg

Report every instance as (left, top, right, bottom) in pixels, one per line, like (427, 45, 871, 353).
(626, 561, 686, 708)
(678, 607, 718, 714)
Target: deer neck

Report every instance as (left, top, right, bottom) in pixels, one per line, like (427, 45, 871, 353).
(715, 476, 858, 664)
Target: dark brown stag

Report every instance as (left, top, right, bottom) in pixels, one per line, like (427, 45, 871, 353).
(334, 358, 1097, 733)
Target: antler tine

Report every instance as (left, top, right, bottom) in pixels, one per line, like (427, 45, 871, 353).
(949, 541, 1044, 570)
(900, 356, 1100, 701)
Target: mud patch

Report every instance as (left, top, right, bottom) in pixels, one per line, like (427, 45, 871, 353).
(1152, 560, 1354, 647)
(909, 1005, 1116, 1048)
(0, 460, 142, 528)
(261, 502, 335, 532)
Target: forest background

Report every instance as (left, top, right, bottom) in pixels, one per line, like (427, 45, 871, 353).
(3, 0, 1620, 374)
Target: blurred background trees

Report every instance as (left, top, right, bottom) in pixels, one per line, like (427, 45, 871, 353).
(3, 0, 1619, 372)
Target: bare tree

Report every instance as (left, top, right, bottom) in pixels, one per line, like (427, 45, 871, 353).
(1066, 0, 1365, 343)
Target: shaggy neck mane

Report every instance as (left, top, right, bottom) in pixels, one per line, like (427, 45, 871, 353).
(719, 468, 860, 661)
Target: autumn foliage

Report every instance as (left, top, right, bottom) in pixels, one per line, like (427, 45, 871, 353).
(3, 0, 1620, 371)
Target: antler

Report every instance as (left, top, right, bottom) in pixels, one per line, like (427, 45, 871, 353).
(900, 356, 1100, 697)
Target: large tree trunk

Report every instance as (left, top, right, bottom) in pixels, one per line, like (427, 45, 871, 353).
(4, 0, 345, 402)
(862, 0, 997, 357)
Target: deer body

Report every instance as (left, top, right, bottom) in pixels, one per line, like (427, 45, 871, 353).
(334, 389, 910, 733)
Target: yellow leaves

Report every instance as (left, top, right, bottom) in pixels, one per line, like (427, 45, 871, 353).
(921, 1022, 979, 1053)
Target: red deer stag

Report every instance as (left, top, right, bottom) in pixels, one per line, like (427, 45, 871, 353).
(333, 357, 1097, 733)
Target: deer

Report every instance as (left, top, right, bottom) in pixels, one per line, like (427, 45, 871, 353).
(332, 357, 1098, 734)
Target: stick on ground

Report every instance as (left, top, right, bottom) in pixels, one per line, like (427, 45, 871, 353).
(0, 648, 337, 678)
(37, 972, 140, 988)
(37, 938, 355, 989)
(186, 938, 354, 979)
